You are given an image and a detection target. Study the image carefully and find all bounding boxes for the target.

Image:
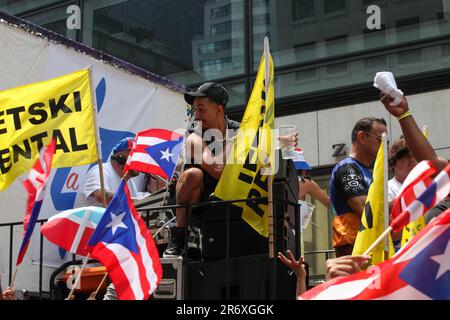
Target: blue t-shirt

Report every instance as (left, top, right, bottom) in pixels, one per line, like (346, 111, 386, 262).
(330, 157, 373, 217)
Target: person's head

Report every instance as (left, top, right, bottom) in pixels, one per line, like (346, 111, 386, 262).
(351, 117, 387, 162)
(389, 137, 417, 182)
(184, 82, 229, 130)
(110, 137, 133, 177)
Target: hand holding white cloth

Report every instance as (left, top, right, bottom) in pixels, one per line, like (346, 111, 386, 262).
(373, 71, 404, 106)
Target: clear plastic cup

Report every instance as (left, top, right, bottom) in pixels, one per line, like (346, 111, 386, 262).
(279, 125, 297, 159)
(298, 200, 315, 229)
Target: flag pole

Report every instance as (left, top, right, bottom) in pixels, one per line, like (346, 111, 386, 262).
(363, 226, 393, 256)
(62, 66, 106, 300)
(264, 36, 275, 260)
(87, 66, 107, 207)
(8, 268, 18, 289)
(264, 36, 277, 300)
(87, 272, 108, 300)
(382, 133, 390, 259)
(65, 253, 91, 300)
(64, 207, 97, 300)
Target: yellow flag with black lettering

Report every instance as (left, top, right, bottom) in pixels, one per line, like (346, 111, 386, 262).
(213, 45, 274, 237)
(352, 137, 394, 264)
(0, 69, 98, 191)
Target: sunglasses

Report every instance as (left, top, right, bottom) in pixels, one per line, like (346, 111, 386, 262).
(111, 154, 127, 165)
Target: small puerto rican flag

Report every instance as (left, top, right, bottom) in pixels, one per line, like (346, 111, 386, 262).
(292, 148, 311, 171)
(124, 128, 184, 180)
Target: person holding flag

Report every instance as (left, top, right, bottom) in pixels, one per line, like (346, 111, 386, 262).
(163, 82, 240, 257)
(331, 87, 448, 258)
(75, 137, 139, 208)
(381, 96, 448, 250)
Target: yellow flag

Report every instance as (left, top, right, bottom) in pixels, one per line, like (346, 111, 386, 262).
(352, 137, 394, 264)
(0, 69, 98, 191)
(213, 46, 274, 237)
(400, 126, 428, 246)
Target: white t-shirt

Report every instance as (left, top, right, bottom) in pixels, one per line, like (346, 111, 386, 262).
(76, 162, 138, 207)
(388, 177, 403, 202)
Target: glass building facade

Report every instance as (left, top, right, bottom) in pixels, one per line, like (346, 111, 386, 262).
(3, 0, 450, 115)
(2, 0, 450, 279)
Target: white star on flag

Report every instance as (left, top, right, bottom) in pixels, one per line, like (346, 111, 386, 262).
(430, 239, 450, 279)
(106, 212, 128, 235)
(160, 148, 173, 162)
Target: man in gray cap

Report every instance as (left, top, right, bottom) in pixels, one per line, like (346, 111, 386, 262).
(163, 82, 240, 257)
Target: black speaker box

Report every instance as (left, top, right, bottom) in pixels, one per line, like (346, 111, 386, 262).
(187, 154, 301, 261)
(185, 254, 296, 300)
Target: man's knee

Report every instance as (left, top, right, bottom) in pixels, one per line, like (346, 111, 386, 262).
(177, 168, 204, 192)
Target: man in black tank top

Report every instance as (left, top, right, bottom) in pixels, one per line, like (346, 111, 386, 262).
(163, 82, 240, 258)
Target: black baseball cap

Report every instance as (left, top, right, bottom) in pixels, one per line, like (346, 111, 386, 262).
(184, 82, 229, 107)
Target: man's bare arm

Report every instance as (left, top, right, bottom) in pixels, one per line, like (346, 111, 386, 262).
(380, 95, 447, 170)
(186, 133, 229, 180)
(346, 195, 366, 218)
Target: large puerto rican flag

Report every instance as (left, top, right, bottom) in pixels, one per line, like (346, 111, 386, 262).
(124, 128, 183, 180)
(16, 140, 56, 266)
(299, 207, 450, 300)
(87, 180, 162, 300)
(40, 206, 106, 256)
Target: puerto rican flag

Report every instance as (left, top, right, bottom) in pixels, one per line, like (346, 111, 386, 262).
(391, 162, 450, 232)
(16, 139, 56, 266)
(124, 128, 184, 180)
(88, 180, 162, 300)
(391, 160, 438, 220)
(292, 147, 311, 171)
(40, 206, 105, 256)
(299, 207, 450, 300)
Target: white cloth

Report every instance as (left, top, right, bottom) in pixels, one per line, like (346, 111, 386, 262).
(388, 177, 403, 202)
(76, 162, 138, 207)
(373, 71, 404, 106)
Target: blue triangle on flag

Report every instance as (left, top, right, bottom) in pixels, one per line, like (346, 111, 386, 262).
(146, 137, 183, 178)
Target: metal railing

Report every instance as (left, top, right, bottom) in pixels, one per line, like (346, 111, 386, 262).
(0, 195, 300, 300)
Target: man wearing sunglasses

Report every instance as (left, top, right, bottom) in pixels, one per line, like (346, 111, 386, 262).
(76, 137, 139, 208)
(330, 116, 387, 257)
(331, 93, 448, 257)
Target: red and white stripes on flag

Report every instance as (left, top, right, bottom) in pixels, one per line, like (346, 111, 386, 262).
(124, 128, 184, 179)
(391, 160, 437, 220)
(299, 208, 450, 300)
(88, 181, 162, 300)
(391, 162, 450, 232)
(17, 139, 56, 266)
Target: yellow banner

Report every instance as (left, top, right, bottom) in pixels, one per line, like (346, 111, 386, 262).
(352, 138, 394, 264)
(214, 50, 274, 237)
(0, 69, 98, 191)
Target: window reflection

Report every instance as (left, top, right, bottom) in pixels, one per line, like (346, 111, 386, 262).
(83, 0, 245, 85)
(252, 0, 450, 99)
